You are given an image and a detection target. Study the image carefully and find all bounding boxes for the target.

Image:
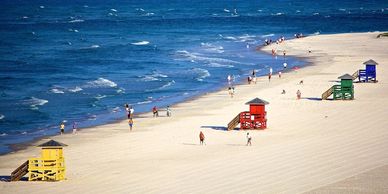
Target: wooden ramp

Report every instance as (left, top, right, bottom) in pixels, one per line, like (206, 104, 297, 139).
(352, 70, 359, 80)
(11, 160, 29, 181)
(322, 86, 334, 100)
(228, 113, 240, 130)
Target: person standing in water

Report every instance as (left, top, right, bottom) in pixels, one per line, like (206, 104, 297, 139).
(129, 106, 134, 118)
(199, 131, 205, 145)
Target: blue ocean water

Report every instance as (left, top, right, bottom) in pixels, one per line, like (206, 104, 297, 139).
(0, 0, 387, 154)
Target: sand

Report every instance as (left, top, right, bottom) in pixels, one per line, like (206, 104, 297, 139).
(1, 32, 388, 194)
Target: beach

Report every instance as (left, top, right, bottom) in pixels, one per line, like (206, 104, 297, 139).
(1, 32, 388, 193)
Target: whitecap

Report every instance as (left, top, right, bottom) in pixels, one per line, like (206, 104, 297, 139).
(22, 16, 29, 19)
(116, 88, 125, 94)
(262, 33, 275, 38)
(143, 12, 154, 16)
(339, 8, 346, 11)
(131, 41, 150, 45)
(86, 78, 117, 88)
(111, 107, 120, 113)
(191, 68, 210, 81)
(176, 50, 247, 65)
(68, 86, 83, 93)
(137, 100, 152, 105)
(219, 34, 237, 40)
(136, 8, 145, 12)
(90, 45, 100, 48)
(200, 42, 224, 53)
(68, 19, 84, 23)
(88, 115, 97, 120)
(160, 80, 175, 89)
(296, 10, 301, 13)
(23, 97, 48, 108)
(95, 94, 107, 100)
(272, 12, 284, 16)
(0, 114, 4, 120)
(83, 5, 89, 8)
(39, 6, 45, 9)
(313, 12, 319, 15)
(0, 133, 7, 136)
(110, 8, 117, 12)
(50, 88, 65, 94)
(206, 62, 234, 68)
(258, 9, 263, 12)
(224, 9, 230, 12)
(312, 32, 320, 35)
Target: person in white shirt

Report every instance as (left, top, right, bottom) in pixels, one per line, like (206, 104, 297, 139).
(246, 132, 252, 146)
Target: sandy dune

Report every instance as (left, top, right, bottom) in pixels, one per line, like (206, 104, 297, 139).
(1, 32, 388, 194)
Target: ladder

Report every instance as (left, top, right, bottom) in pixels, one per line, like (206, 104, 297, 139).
(227, 113, 240, 131)
(11, 160, 29, 181)
(352, 70, 359, 80)
(322, 86, 334, 100)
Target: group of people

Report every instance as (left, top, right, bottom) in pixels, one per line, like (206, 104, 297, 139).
(265, 36, 286, 46)
(152, 106, 172, 117)
(125, 104, 135, 131)
(198, 131, 252, 146)
(59, 121, 77, 135)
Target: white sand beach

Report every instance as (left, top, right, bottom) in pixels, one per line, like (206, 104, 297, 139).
(1, 32, 387, 194)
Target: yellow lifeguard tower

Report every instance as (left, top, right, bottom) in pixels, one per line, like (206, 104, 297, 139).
(11, 140, 67, 181)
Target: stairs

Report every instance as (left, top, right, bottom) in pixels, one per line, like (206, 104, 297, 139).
(11, 160, 29, 181)
(227, 113, 240, 130)
(352, 70, 359, 80)
(322, 86, 334, 100)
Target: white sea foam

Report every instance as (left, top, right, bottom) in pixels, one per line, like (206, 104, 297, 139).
(95, 94, 107, 100)
(143, 12, 155, 16)
(116, 88, 125, 94)
(68, 19, 84, 23)
(200, 42, 224, 53)
(86, 78, 117, 88)
(296, 10, 301, 13)
(131, 41, 150, 45)
(110, 8, 117, 12)
(136, 8, 145, 12)
(90, 45, 100, 48)
(112, 107, 120, 113)
(176, 50, 246, 65)
(218, 34, 237, 40)
(88, 115, 97, 120)
(50, 88, 65, 94)
(22, 16, 29, 19)
(24, 97, 48, 108)
(339, 8, 346, 11)
(191, 68, 210, 81)
(0, 133, 7, 136)
(141, 75, 160, 82)
(21, 131, 27, 135)
(272, 12, 284, 16)
(0, 114, 4, 120)
(40, 6, 45, 9)
(224, 8, 230, 12)
(137, 100, 152, 105)
(312, 32, 320, 35)
(313, 12, 319, 15)
(261, 33, 275, 38)
(206, 62, 234, 68)
(160, 80, 175, 89)
(68, 86, 83, 93)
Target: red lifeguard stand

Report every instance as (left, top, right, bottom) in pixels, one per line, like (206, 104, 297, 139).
(227, 98, 269, 130)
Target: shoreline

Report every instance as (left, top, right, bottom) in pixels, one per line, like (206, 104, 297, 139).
(1, 31, 388, 193)
(2, 43, 308, 156)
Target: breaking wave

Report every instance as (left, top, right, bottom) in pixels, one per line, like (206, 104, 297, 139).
(23, 97, 48, 109)
(131, 41, 150, 45)
(86, 78, 117, 88)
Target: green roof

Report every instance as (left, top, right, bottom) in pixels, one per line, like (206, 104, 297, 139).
(338, 74, 354, 80)
(245, 98, 269, 105)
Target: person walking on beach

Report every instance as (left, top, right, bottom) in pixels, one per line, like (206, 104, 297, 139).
(60, 122, 65, 135)
(166, 106, 171, 117)
(246, 132, 252, 146)
(269, 67, 273, 76)
(128, 118, 133, 131)
(227, 74, 232, 85)
(278, 71, 282, 78)
(72, 122, 77, 134)
(199, 131, 205, 145)
(297, 89, 302, 100)
(268, 73, 272, 82)
(152, 106, 159, 117)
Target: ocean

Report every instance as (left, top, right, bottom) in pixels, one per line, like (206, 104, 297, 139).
(0, 0, 387, 154)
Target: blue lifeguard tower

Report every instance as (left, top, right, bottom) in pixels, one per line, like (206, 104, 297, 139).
(355, 59, 379, 82)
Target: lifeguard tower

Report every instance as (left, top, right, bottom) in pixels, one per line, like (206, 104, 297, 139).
(227, 98, 269, 130)
(11, 140, 67, 181)
(322, 74, 354, 100)
(352, 59, 379, 82)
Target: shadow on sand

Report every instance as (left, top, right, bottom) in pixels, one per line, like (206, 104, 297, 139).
(201, 126, 240, 131)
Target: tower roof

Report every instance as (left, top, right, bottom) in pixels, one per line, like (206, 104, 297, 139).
(245, 98, 269, 105)
(37, 140, 67, 147)
(338, 74, 354, 80)
(363, 59, 378, 65)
